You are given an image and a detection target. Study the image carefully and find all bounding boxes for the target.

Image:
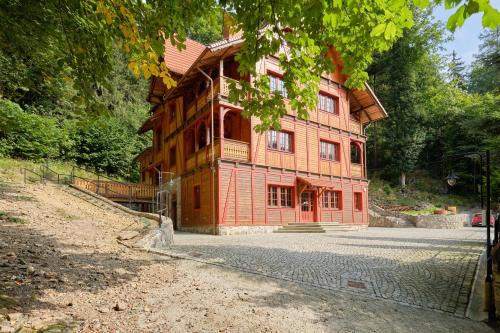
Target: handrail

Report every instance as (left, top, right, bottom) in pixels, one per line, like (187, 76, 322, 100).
(21, 168, 44, 184)
(70, 165, 128, 185)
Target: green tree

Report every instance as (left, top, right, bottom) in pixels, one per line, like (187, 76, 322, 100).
(448, 50, 467, 89)
(367, 9, 446, 187)
(0, 99, 66, 160)
(468, 27, 500, 94)
(1, 0, 497, 127)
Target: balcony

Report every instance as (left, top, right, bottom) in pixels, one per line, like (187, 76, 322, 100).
(185, 139, 249, 171)
(222, 138, 249, 161)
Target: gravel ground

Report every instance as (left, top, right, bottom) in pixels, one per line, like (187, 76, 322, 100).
(0, 182, 496, 332)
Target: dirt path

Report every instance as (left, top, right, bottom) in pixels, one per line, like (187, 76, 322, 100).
(0, 182, 496, 332)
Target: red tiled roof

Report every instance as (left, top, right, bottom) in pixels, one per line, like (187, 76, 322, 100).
(164, 38, 206, 75)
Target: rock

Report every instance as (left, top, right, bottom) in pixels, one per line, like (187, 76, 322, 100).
(5, 253, 15, 258)
(117, 231, 139, 241)
(113, 302, 127, 311)
(136, 217, 174, 250)
(26, 266, 35, 275)
(98, 307, 110, 314)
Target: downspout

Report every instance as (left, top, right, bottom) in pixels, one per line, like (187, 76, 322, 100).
(197, 67, 216, 235)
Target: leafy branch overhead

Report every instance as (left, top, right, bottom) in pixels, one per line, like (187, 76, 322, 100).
(1, 1, 497, 127)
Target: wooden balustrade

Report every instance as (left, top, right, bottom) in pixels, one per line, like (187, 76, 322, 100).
(223, 139, 249, 161)
(350, 120, 361, 134)
(220, 76, 240, 97)
(351, 163, 363, 178)
(184, 139, 249, 171)
(72, 178, 158, 202)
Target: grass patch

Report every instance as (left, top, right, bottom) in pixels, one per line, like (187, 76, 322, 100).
(0, 294, 18, 309)
(402, 207, 440, 216)
(36, 322, 76, 333)
(0, 157, 126, 183)
(55, 208, 78, 221)
(0, 210, 27, 224)
(369, 172, 476, 210)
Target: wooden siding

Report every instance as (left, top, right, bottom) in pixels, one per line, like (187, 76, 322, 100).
(180, 168, 217, 227)
(217, 164, 368, 225)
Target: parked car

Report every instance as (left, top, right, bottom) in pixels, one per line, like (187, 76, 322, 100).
(471, 212, 496, 227)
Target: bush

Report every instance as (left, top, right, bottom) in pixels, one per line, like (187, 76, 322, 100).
(66, 116, 148, 179)
(0, 98, 64, 160)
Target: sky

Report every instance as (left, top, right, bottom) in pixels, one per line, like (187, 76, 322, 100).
(432, 1, 499, 66)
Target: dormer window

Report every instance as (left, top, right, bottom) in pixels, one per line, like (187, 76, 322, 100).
(268, 73, 288, 98)
(318, 93, 337, 114)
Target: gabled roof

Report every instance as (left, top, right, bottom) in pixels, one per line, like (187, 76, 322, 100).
(164, 38, 207, 75)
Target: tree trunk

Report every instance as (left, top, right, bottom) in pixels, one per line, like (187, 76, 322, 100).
(400, 172, 406, 188)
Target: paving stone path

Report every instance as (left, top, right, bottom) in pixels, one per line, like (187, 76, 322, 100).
(166, 227, 486, 316)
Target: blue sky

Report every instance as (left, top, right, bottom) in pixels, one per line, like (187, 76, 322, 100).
(432, 1, 499, 66)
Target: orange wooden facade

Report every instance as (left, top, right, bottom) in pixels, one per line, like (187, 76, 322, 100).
(137, 35, 387, 234)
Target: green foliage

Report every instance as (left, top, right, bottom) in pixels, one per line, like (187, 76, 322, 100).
(448, 50, 466, 89)
(2, 0, 497, 129)
(468, 27, 500, 94)
(0, 99, 65, 160)
(368, 8, 444, 183)
(67, 116, 147, 178)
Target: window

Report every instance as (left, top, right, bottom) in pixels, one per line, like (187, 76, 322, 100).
(318, 93, 337, 114)
(354, 192, 362, 211)
(269, 73, 288, 98)
(155, 129, 163, 153)
(280, 187, 292, 207)
(267, 130, 293, 152)
(194, 185, 201, 209)
(320, 140, 339, 161)
(323, 191, 341, 209)
(169, 146, 176, 167)
(268, 186, 278, 206)
(351, 142, 362, 164)
(268, 186, 294, 208)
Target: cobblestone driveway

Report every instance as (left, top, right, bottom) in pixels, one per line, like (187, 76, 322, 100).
(166, 227, 486, 316)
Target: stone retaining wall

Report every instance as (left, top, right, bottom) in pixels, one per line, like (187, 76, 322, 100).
(179, 225, 280, 235)
(406, 214, 468, 229)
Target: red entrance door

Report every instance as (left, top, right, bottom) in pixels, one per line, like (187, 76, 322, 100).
(300, 191, 315, 222)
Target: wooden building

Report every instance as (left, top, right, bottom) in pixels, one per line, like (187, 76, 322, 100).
(136, 33, 387, 234)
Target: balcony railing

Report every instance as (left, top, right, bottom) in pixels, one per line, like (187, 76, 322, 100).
(351, 163, 363, 178)
(223, 139, 249, 161)
(185, 138, 249, 171)
(220, 76, 239, 97)
(350, 120, 361, 134)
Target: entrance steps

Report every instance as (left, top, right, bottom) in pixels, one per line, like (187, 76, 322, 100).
(274, 222, 367, 233)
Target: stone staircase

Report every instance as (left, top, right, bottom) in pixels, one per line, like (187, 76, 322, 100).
(274, 222, 367, 233)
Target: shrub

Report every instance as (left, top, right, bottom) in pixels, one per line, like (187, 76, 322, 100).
(0, 98, 63, 160)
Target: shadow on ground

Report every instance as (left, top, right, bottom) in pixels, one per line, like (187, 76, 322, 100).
(0, 221, 153, 314)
